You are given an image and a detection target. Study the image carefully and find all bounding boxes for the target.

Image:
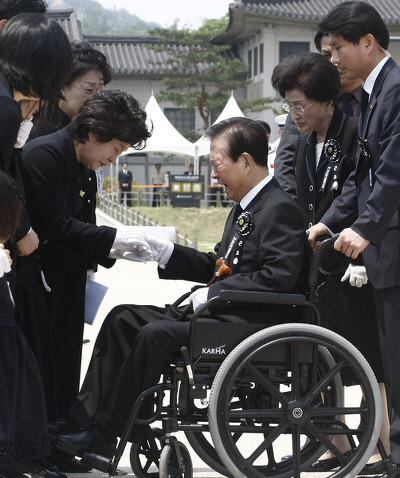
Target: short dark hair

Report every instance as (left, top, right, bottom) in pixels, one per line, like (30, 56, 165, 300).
(319, 1, 389, 50)
(257, 120, 271, 135)
(205, 117, 268, 168)
(314, 30, 328, 53)
(0, 171, 22, 242)
(68, 89, 151, 149)
(271, 52, 340, 103)
(68, 41, 112, 86)
(0, 0, 46, 20)
(0, 13, 73, 109)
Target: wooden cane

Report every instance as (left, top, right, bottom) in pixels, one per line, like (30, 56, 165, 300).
(176, 257, 231, 321)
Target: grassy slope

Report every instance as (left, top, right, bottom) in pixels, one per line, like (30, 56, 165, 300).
(134, 206, 232, 252)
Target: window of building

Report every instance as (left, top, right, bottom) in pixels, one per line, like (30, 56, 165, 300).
(279, 41, 309, 62)
(253, 46, 258, 76)
(164, 108, 195, 131)
(248, 49, 252, 78)
(260, 43, 264, 74)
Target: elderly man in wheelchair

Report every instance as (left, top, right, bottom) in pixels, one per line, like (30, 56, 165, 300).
(53, 117, 382, 478)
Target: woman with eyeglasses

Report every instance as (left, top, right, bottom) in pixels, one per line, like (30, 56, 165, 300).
(272, 52, 385, 470)
(29, 40, 112, 229)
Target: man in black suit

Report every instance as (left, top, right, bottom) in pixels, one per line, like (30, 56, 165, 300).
(308, 3, 400, 476)
(118, 161, 133, 207)
(54, 117, 308, 458)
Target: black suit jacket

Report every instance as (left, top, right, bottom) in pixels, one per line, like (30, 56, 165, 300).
(159, 177, 308, 319)
(294, 108, 359, 230)
(21, 127, 116, 275)
(322, 57, 400, 289)
(118, 169, 133, 191)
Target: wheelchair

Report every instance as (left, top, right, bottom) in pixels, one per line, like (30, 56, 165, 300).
(83, 237, 384, 478)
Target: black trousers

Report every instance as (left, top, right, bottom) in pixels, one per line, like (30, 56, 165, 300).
(68, 304, 190, 437)
(374, 285, 400, 464)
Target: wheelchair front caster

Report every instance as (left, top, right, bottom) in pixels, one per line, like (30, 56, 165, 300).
(129, 427, 164, 478)
(159, 440, 193, 478)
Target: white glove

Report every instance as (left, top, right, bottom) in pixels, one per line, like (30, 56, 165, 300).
(189, 287, 209, 312)
(0, 247, 11, 278)
(108, 248, 153, 263)
(341, 264, 368, 288)
(87, 269, 95, 281)
(143, 234, 174, 267)
(14, 119, 33, 148)
(113, 227, 150, 250)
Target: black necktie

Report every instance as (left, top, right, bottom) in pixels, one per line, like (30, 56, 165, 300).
(360, 88, 369, 125)
(340, 92, 354, 117)
(232, 204, 242, 224)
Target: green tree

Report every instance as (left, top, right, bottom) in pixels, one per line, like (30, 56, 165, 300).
(150, 18, 274, 133)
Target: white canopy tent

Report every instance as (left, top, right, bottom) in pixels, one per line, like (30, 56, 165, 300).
(194, 94, 245, 168)
(120, 94, 195, 158)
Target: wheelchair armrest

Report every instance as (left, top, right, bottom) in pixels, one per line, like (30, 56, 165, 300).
(217, 290, 307, 306)
(191, 289, 308, 320)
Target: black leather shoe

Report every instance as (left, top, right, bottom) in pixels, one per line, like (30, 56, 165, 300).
(32, 468, 67, 478)
(50, 456, 92, 473)
(359, 460, 385, 475)
(380, 463, 400, 478)
(55, 426, 117, 458)
(307, 456, 340, 472)
(48, 420, 77, 437)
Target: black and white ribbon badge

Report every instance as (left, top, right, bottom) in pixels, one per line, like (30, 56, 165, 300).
(231, 211, 255, 269)
(321, 139, 343, 193)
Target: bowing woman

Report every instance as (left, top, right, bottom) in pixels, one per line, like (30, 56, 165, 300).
(21, 89, 151, 420)
(271, 52, 386, 469)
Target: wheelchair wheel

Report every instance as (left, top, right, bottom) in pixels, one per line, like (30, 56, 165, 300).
(182, 343, 341, 477)
(129, 427, 164, 478)
(208, 324, 381, 478)
(159, 441, 193, 478)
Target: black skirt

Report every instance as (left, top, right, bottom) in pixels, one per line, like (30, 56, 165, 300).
(0, 277, 51, 468)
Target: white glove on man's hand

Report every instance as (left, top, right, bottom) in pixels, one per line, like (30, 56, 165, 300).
(108, 247, 153, 263)
(189, 287, 209, 312)
(143, 234, 174, 267)
(341, 264, 368, 288)
(0, 247, 11, 278)
(113, 227, 150, 250)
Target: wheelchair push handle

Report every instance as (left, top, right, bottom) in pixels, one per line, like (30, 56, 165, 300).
(308, 233, 340, 291)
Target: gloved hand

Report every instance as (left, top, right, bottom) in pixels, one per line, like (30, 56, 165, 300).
(108, 247, 153, 263)
(143, 234, 174, 267)
(113, 227, 150, 250)
(87, 269, 95, 281)
(189, 287, 209, 312)
(341, 264, 368, 288)
(0, 247, 11, 278)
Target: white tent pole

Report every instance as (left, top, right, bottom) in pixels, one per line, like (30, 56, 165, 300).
(194, 145, 199, 175)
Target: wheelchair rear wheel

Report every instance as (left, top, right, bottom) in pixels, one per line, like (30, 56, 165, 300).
(208, 324, 381, 478)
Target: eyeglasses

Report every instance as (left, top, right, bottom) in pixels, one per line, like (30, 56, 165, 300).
(281, 101, 316, 115)
(72, 82, 104, 96)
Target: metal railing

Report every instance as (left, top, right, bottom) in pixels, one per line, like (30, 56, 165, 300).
(97, 194, 198, 249)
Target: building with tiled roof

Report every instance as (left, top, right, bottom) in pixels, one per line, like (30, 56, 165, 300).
(213, 0, 400, 135)
(50, 1, 400, 138)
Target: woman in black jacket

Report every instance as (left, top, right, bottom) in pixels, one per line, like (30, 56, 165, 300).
(272, 52, 386, 470)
